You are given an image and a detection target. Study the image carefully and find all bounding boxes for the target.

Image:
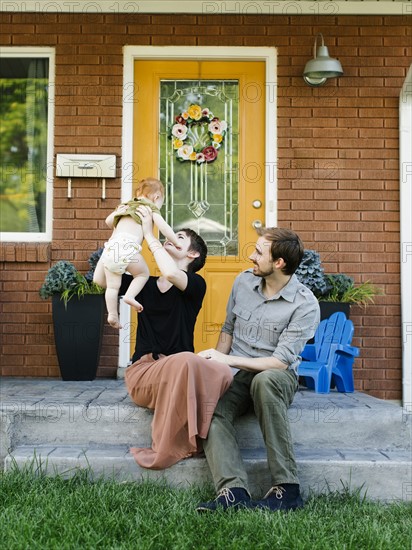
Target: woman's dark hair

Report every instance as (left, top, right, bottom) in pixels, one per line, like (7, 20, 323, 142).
(181, 228, 208, 273)
(257, 227, 304, 275)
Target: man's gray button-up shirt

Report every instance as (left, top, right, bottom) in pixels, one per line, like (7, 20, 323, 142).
(222, 270, 320, 373)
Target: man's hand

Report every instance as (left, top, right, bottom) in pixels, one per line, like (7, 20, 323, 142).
(198, 349, 232, 366)
(199, 347, 288, 373)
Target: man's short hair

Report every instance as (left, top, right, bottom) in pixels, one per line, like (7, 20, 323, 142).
(181, 228, 208, 273)
(257, 227, 304, 275)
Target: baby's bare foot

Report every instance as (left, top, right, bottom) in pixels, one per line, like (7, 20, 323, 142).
(123, 297, 144, 313)
(108, 313, 122, 329)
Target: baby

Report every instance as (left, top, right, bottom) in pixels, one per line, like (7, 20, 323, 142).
(94, 177, 180, 329)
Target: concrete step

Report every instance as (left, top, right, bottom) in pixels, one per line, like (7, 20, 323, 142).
(5, 444, 411, 502)
(1, 381, 410, 455)
(2, 379, 411, 502)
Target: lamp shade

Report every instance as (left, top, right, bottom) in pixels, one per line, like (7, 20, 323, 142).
(303, 34, 343, 85)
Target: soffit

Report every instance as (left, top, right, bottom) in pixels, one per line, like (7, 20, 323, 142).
(1, 1, 410, 16)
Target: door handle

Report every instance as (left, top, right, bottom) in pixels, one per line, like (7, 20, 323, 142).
(252, 220, 263, 229)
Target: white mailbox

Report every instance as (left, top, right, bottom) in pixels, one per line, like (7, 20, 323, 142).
(55, 154, 116, 199)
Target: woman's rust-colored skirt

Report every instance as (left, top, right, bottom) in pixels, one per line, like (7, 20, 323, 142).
(125, 351, 233, 470)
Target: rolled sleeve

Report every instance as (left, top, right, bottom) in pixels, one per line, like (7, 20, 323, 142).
(272, 307, 320, 370)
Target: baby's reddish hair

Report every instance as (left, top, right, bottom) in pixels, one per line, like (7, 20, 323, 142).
(135, 177, 165, 199)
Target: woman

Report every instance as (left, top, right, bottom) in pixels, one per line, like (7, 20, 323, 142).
(122, 205, 233, 469)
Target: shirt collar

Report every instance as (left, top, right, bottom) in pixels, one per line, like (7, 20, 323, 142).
(254, 274, 299, 302)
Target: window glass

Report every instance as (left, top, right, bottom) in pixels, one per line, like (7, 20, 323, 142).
(0, 57, 49, 234)
(159, 80, 239, 256)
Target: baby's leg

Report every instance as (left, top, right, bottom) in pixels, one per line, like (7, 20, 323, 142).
(93, 257, 106, 288)
(104, 268, 123, 329)
(122, 253, 150, 312)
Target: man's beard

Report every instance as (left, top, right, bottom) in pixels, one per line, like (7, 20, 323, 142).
(252, 264, 274, 278)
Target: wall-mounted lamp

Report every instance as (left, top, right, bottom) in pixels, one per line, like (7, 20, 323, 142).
(303, 33, 343, 87)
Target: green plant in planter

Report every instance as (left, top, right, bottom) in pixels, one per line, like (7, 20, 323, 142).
(39, 249, 104, 306)
(39, 248, 105, 381)
(295, 250, 383, 306)
(294, 250, 330, 299)
(322, 274, 382, 306)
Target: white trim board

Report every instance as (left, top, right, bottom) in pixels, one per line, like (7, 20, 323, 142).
(2, 1, 410, 15)
(400, 64, 412, 407)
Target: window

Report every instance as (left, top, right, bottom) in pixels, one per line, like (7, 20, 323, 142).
(159, 79, 239, 255)
(0, 48, 54, 242)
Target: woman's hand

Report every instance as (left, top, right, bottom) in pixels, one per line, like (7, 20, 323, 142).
(136, 205, 154, 236)
(106, 203, 128, 228)
(116, 204, 128, 215)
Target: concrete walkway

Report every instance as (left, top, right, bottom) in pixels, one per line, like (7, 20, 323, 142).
(1, 377, 411, 502)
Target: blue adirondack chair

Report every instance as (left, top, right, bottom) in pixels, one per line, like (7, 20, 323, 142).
(298, 311, 360, 394)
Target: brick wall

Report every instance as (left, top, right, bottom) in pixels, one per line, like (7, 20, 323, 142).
(1, 12, 410, 399)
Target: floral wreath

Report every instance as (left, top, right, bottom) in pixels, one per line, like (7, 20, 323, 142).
(170, 104, 227, 164)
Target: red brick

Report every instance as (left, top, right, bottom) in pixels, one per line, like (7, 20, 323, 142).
(1, 13, 405, 395)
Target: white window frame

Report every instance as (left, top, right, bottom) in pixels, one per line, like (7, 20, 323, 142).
(0, 46, 55, 243)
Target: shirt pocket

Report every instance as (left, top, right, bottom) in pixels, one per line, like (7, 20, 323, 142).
(233, 304, 252, 321)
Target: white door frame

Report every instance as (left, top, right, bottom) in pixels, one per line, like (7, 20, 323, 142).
(122, 46, 277, 221)
(118, 46, 277, 371)
(400, 65, 412, 407)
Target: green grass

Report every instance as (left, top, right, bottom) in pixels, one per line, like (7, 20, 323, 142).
(1, 468, 411, 550)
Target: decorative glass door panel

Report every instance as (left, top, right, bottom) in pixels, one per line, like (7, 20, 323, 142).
(159, 80, 239, 256)
(133, 60, 266, 351)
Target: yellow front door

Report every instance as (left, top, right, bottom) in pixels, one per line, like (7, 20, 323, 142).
(132, 60, 266, 352)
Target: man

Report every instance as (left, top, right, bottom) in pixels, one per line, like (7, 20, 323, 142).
(197, 227, 320, 512)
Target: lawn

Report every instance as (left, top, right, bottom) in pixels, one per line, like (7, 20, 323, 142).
(1, 468, 411, 550)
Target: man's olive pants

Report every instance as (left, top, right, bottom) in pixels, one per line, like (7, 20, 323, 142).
(203, 368, 299, 494)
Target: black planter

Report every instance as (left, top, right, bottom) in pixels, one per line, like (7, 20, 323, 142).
(319, 301, 350, 321)
(52, 294, 105, 381)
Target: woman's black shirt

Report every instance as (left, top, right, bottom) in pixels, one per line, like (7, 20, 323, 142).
(124, 273, 206, 361)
